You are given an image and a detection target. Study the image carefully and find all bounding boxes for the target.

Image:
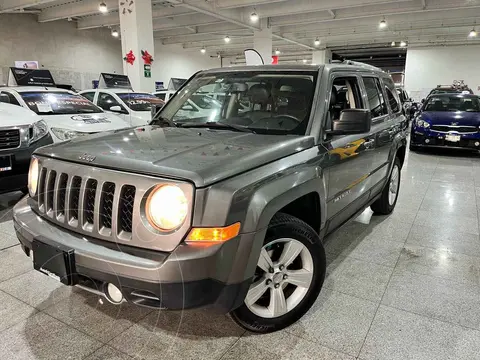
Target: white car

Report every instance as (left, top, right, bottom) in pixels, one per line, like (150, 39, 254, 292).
(0, 102, 52, 194)
(0, 87, 131, 143)
(153, 92, 222, 122)
(80, 89, 164, 126)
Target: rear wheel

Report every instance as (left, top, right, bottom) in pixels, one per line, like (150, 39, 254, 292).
(230, 213, 326, 333)
(371, 157, 401, 215)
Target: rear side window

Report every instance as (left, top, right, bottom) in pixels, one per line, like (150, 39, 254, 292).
(384, 78, 401, 114)
(363, 77, 388, 118)
(82, 92, 95, 102)
(1, 92, 20, 106)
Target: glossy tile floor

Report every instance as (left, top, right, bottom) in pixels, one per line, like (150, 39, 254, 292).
(0, 147, 479, 360)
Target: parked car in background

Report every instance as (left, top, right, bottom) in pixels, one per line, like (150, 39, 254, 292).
(0, 102, 53, 194)
(427, 82, 473, 97)
(14, 62, 406, 334)
(81, 89, 164, 126)
(0, 86, 131, 143)
(410, 93, 480, 151)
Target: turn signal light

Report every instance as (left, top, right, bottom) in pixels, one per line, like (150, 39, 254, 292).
(186, 223, 241, 243)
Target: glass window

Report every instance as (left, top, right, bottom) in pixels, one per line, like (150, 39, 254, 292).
(154, 93, 166, 101)
(117, 93, 164, 112)
(82, 92, 95, 102)
(20, 91, 103, 115)
(97, 93, 121, 111)
(425, 95, 480, 112)
(363, 77, 387, 118)
(327, 77, 364, 124)
(1, 92, 20, 106)
(153, 71, 318, 135)
(384, 79, 401, 113)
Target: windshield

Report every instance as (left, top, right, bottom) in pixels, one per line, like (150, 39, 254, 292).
(21, 91, 103, 115)
(117, 93, 164, 112)
(425, 95, 480, 112)
(152, 71, 318, 135)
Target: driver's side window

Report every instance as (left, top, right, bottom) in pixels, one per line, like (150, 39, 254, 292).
(326, 76, 363, 130)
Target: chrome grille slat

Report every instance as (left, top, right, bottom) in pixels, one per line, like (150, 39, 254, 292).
(52, 172, 62, 219)
(45, 170, 57, 217)
(0, 129, 20, 150)
(32, 157, 193, 252)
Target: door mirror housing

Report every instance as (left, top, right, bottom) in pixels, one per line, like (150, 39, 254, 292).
(109, 105, 127, 114)
(0, 94, 10, 104)
(327, 109, 372, 135)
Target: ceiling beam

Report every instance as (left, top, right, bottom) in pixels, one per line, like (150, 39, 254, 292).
(38, 0, 118, 22)
(215, 0, 288, 9)
(77, 12, 120, 30)
(0, 0, 56, 13)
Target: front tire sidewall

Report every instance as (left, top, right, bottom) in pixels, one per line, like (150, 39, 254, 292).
(230, 215, 326, 333)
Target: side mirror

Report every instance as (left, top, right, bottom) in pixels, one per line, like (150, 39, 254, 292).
(0, 94, 10, 103)
(109, 105, 125, 113)
(328, 109, 371, 135)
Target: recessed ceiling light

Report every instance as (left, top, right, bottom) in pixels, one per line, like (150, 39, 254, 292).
(275, 48, 281, 55)
(224, 35, 231, 43)
(302, 59, 308, 63)
(111, 29, 119, 37)
(314, 38, 320, 46)
(379, 19, 387, 29)
(469, 28, 478, 38)
(400, 40, 407, 47)
(391, 41, 395, 46)
(201, 47, 206, 54)
(99, 2, 108, 13)
(250, 9, 259, 22)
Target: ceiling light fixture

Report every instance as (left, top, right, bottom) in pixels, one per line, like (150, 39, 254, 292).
(111, 29, 119, 38)
(302, 58, 308, 63)
(250, 9, 259, 22)
(99, 2, 108, 13)
(201, 47, 206, 54)
(400, 40, 407, 47)
(379, 18, 387, 29)
(275, 48, 281, 55)
(224, 35, 231, 43)
(314, 38, 320, 46)
(469, 28, 478, 38)
(391, 41, 395, 46)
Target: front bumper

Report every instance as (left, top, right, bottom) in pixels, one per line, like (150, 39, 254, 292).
(410, 129, 480, 150)
(13, 196, 253, 312)
(0, 134, 53, 194)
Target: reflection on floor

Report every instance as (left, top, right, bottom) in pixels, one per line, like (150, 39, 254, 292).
(0, 147, 479, 359)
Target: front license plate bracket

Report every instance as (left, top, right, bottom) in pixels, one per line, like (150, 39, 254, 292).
(32, 240, 77, 286)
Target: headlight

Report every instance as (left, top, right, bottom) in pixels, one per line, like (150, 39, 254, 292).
(30, 120, 48, 143)
(51, 127, 89, 141)
(145, 185, 188, 231)
(28, 157, 39, 197)
(416, 119, 430, 128)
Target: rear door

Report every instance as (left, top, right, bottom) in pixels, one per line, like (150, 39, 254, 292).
(323, 73, 378, 231)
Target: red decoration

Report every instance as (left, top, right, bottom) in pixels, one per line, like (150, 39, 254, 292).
(272, 55, 279, 65)
(124, 50, 136, 65)
(141, 50, 154, 65)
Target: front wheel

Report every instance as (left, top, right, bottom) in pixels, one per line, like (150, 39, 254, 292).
(371, 157, 401, 215)
(230, 213, 326, 333)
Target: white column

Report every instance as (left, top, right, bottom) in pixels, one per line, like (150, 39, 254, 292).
(312, 49, 332, 65)
(253, 19, 272, 65)
(119, 0, 155, 92)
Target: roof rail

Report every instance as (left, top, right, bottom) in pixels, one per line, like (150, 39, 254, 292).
(341, 60, 383, 72)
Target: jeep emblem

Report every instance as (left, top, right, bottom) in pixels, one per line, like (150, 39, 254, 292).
(79, 153, 96, 162)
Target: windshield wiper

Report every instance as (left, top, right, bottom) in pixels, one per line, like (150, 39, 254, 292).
(179, 122, 255, 133)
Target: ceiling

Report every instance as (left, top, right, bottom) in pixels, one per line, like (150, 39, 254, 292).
(1, 0, 480, 66)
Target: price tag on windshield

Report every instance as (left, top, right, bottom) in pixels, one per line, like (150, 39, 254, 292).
(37, 103, 53, 113)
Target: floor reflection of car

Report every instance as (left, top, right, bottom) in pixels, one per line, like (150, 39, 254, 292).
(410, 93, 480, 151)
(0, 86, 130, 142)
(80, 89, 164, 126)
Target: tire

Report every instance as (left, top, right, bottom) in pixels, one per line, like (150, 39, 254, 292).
(371, 157, 401, 215)
(230, 213, 326, 333)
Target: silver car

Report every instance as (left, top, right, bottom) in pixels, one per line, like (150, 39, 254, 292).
(13, 62, 407, 333)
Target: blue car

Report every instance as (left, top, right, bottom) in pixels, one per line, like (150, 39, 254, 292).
(410, 93, 480, 151)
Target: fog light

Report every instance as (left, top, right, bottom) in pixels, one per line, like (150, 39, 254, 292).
(475, 142, 480, 147)
(106, 283, 123, 304)
(425, 139, 430, 144)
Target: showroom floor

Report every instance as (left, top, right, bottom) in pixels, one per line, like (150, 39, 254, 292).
(0, 148, 479, 360)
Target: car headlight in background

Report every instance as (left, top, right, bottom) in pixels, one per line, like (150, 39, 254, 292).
(145, 185, 188, 231)
(28, 157, 39, 197)
(51, 127, 89, 141)
(415, 119, 430, 128)
(29, 120, 48, 143)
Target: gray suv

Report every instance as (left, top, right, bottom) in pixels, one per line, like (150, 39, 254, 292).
(13, 62, 407, 333)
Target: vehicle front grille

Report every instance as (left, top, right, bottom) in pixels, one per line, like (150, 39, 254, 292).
(0, 129, 20, 150)
(38, 164, 136, 241)
(430, 125, 478, 134)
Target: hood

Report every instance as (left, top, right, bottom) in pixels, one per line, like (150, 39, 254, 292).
(0, 103, 40, 126)
(36, 126, 314, 187)
(421, 111, 480, 126)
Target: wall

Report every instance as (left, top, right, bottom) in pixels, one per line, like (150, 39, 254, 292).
(405, 45, 480, 101)
(153, 43, 221, 89)
(0, 14, 123, 90)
